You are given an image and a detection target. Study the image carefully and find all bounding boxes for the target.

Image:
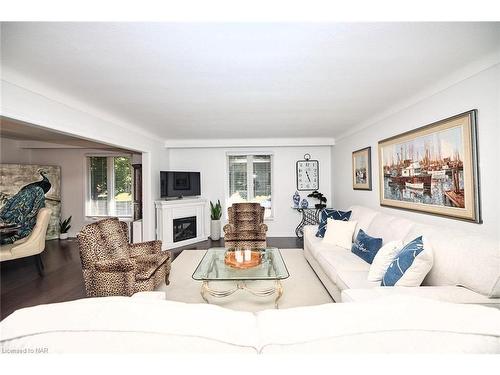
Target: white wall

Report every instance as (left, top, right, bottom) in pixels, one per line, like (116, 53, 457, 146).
(1, 79, 169, 240)
(30, 148, 132, 238)
(332, 64, 500, 241)
(32, 148, 87, 238)
(0, 138, 32, 163)
(168, 146, 332, 237)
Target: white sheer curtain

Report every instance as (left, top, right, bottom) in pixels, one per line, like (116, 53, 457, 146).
(227, 154, 272, 218)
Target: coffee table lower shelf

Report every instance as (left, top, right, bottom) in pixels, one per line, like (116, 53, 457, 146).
(200, 280, 284, 309)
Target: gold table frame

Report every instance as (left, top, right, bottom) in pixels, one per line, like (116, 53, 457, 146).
(200, 279, 284, 309)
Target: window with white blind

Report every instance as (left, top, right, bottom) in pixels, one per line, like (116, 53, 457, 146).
(86, 155, 133, 218)
(227, 154, 272, 218)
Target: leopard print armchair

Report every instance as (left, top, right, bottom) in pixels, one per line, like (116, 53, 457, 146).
(77, 217, 171, 297)
(223, 203, 268, 249)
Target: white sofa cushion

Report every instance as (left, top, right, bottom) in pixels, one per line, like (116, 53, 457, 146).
(315, 246, 371, 291)
(366, 213, 415, 245)
(367, 240, 404, 282)
(349, 205, 379, 238)
(261, 330, 500, 354)
(303, 225, 325, 259)
(406, 224, 500, 298)
(257, 296, 500, 353)
(0, 297, 259, 353)
(335, 270, 380, 290)
(323, 218, 357, 250)
(316, 246, 371, 272)
(341, 286, 500, 305)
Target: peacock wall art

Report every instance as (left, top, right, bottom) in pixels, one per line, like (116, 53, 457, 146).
(0, 164, 61, 244)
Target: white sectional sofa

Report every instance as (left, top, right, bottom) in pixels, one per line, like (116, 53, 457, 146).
(304, 205, 500, 304)
(1, 296, 500, 353)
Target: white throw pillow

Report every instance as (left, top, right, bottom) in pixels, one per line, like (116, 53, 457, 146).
(367, 240, 403, 282)
(322, 218, 357, 250)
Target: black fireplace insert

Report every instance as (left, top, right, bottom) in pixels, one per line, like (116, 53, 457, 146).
(173, 216, 197, 243)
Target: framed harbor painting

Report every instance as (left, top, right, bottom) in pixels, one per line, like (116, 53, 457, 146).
(352, 146, 372, 190)
(378, 110, 481, 223)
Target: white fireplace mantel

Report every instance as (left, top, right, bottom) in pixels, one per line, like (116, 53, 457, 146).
(155, 198, 208, 250)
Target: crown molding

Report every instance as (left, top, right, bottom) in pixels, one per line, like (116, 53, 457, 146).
(164, 137, 336, 148)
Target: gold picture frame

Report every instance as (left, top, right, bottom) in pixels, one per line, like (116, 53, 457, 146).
(352, 146, 372, 190)
(378, 110, 481, 223)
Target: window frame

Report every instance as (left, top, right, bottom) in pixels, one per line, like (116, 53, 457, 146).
(225, 151, 274, 220)
(85, 153, 134, 219)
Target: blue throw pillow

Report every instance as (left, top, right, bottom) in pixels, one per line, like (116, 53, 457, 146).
(351, 229, 383, 264)
(316, 209, 351, 238)
(382, 236, 425, 286)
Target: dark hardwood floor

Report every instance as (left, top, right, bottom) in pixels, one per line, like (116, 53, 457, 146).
(0, 237, 303, 319)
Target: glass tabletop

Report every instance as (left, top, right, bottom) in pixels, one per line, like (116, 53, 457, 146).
(192, 247, 289, 281)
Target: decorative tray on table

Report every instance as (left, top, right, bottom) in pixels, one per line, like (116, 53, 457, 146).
(224, 249, 263, 269)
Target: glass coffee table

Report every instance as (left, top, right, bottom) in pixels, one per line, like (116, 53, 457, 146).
(192, 247, 289, 308)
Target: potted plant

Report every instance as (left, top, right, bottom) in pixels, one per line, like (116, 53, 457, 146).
(307, 190, 327, 209)
(209, 200, 222, 241)
(59, 216, 72, 240)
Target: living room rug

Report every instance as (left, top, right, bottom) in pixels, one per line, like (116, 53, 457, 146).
(157, 249, 333, 312)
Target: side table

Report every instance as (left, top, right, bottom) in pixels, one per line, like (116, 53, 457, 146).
(292, 207, 321, 238)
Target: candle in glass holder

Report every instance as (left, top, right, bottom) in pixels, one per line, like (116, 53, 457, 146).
(235, 250, 244, 263)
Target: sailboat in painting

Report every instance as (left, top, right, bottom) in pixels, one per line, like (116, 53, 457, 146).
(382, 125, 465, 208)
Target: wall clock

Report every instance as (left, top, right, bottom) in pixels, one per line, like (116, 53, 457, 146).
(296, 153, 319, 191)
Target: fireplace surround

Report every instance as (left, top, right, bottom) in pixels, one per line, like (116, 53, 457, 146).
(155, 198, 207, 249)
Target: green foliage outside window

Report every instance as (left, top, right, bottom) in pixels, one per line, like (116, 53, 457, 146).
(89, 156, 107, 200)
(114, 156, 132, 200)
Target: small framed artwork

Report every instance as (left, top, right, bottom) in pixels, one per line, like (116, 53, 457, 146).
(352, 147, 372, 190)
(378, 110, 481, 223)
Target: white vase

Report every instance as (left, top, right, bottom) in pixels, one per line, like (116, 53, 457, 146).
(210, 220, 221, 241)
(59, 233, 69, 240)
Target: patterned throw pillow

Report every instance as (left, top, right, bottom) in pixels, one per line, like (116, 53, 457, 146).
(316, 209, 351, 238)
(382, 236, 433, 287)
(351, 229, 383, 264)
(367, 240, 404, 282)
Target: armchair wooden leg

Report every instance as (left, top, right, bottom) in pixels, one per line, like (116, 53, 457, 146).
(34, 254, 45, 277)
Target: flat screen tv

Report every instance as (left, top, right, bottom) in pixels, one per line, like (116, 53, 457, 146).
(160, 171, 201, 198)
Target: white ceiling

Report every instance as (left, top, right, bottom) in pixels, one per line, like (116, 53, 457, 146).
(1, 22, 499, 141)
